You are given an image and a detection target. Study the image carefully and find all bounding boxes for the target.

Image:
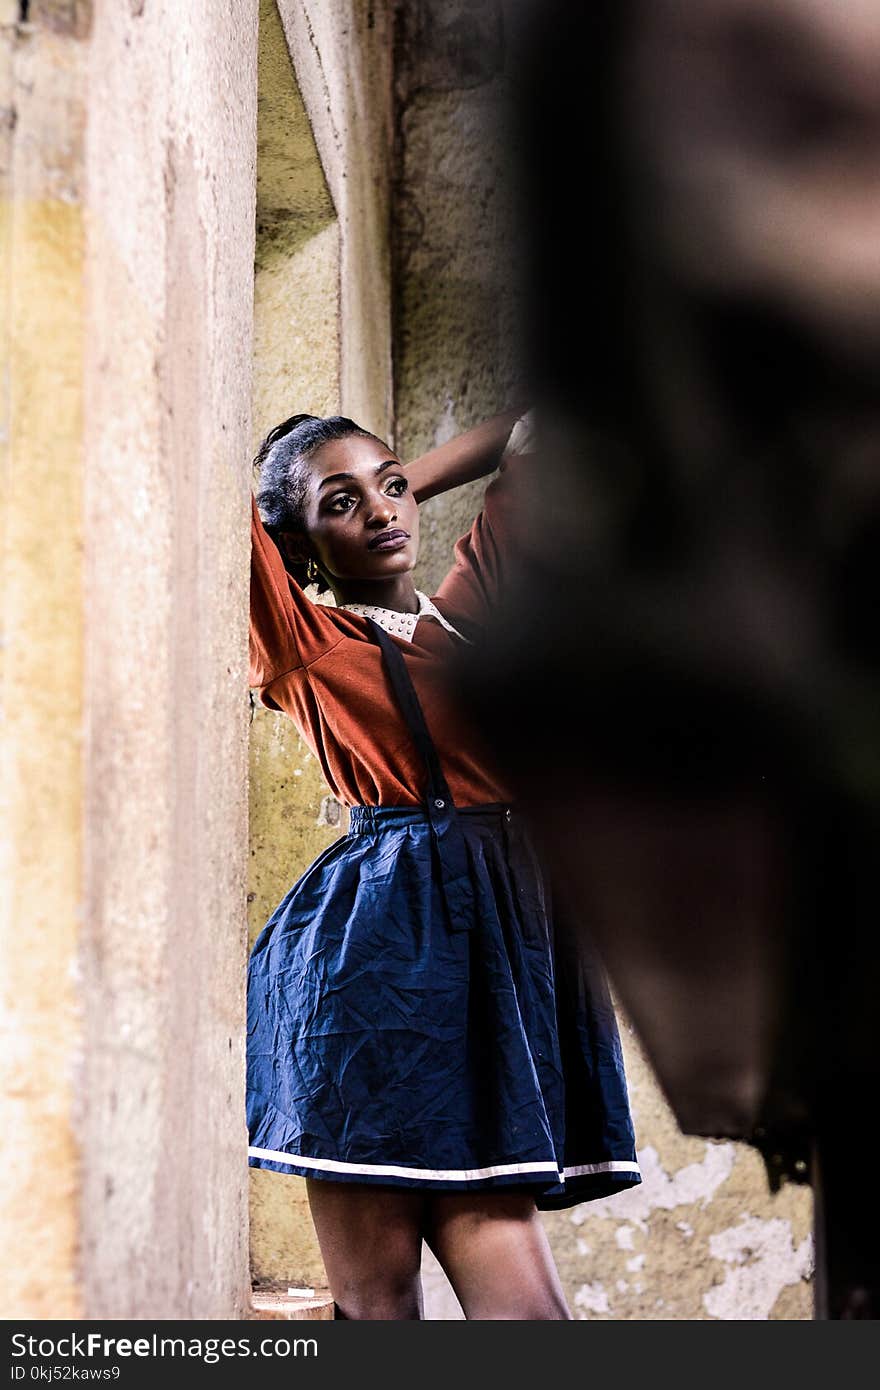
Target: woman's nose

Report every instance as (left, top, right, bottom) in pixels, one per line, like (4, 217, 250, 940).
(368, 495, 397, 525)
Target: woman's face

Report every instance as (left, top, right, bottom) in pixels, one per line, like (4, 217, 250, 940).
(297, 433, 420, 584)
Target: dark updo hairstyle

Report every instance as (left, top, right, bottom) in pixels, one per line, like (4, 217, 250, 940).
(253, 413, 376, 593)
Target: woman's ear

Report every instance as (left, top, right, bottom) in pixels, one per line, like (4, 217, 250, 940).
(276, 530, 313, 568)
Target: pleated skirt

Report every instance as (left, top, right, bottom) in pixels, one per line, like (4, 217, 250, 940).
(246, 802, 641, 1211)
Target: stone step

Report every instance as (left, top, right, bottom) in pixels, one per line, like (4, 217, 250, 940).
(250, 1283, 334, 1320)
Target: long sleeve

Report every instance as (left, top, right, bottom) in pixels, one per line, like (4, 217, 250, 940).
(432, 447, 535, 637)
(249, 491, 342, 691)
(249, 491, 302, 686)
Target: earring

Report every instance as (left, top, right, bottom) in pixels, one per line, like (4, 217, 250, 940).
(306, 559, 318, 583)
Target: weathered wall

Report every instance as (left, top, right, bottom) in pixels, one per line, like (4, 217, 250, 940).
(79, 0, 258, 1318)
(1, 0, 87, 1320)
(248, 0, 394, 1291)
(393, 0, 523, 593)
(392, 0, 814, 1320)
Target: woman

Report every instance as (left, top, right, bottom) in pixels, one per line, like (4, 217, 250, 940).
(247, 409, 641, 1319)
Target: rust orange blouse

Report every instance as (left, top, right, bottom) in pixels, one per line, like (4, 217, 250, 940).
(249, 454, 527, 808)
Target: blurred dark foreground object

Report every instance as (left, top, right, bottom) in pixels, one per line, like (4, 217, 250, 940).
(454, 0, 880, 1319)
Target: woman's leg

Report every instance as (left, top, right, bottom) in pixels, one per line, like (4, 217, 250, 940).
(306, 1178, 427, 1320)
(425, 1189, 572, 1320)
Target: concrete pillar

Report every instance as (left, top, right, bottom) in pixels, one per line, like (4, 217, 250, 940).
(80, 0, 259, 1321)
(2, 0, 259, 1319)
(276, 0, 394, 439)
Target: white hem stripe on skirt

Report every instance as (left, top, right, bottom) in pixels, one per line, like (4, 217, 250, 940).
(248, 1146, 641, 1183)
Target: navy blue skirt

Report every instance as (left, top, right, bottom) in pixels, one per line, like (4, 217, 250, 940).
(246, 802, 641, 1211)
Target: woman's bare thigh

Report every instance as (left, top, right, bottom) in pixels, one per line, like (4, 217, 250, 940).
(425, 1189, 572, 1320)
(305, 1178, 427, 1320)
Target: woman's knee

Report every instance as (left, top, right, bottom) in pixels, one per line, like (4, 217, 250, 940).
(332, 1268, 424, 1321)
(326, 1230, 424, 1320)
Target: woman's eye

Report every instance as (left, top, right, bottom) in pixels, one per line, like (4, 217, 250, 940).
(386, 477, 408, 496)
(328, 494, 355, 512)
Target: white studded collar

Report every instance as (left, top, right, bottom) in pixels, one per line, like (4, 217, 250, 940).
(339, 590, 468, 643)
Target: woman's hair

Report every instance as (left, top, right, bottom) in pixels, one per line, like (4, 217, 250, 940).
(253, 413, 376, 592)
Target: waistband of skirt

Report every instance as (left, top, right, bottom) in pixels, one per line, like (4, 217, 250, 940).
(348, 802, 519, 833)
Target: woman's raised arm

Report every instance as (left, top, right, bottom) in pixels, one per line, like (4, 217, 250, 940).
(404, 408, 523, 504)
(427, 411, 538, 636)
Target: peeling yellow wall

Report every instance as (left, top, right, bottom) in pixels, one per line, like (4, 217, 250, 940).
(541, 1023, 813, 1320)
(0, 13, 87, 1319)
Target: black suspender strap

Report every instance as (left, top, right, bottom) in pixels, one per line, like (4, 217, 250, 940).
(365, 617, 473, 932)
(365, 618, 455, 812)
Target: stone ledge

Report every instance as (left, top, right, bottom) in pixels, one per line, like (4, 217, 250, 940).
(250, 1284, 335, 1321)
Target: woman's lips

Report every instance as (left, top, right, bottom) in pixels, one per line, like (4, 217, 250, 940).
(367, 529, 410, 552)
